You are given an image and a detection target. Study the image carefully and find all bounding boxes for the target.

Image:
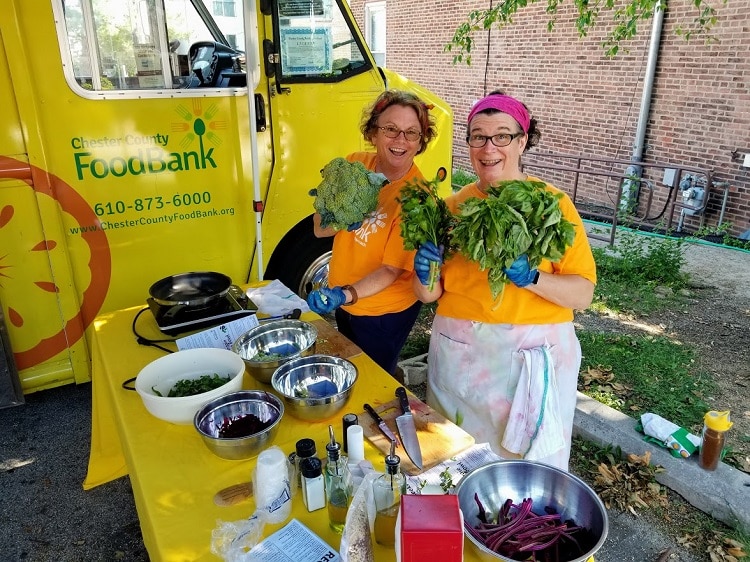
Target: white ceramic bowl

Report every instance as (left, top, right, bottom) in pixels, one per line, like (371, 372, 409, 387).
(135, 348, 246, 424)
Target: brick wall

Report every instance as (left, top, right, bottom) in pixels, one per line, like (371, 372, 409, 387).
(349, 0, 750, 237)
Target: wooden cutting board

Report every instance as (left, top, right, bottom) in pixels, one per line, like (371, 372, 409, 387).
(357, 395, 475, 476)
(310, 319, 363, 359)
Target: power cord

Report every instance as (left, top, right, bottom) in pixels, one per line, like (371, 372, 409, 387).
(131, 307, 177, 353)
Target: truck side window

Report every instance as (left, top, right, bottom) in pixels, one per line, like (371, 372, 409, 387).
(58, 0, 245, 93)
(275, 0, 370, 81)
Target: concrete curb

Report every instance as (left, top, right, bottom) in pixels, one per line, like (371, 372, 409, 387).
(574, 392, 750, 533)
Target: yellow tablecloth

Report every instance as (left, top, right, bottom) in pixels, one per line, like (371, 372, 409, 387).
(83, 304, 481, 562)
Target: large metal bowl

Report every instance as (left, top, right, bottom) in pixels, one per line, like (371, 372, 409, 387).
(194, 390, 284, 460)
(271, 354, 357, 421)
(232, 319, 318, 384)
(455, 460, 608, 562)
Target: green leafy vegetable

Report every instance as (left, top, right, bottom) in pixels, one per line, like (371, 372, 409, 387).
(451, 180, 576, 304)
(152, 373, 231, 397)
(398, 173, 457, 290)
(309, 157, 388, 230)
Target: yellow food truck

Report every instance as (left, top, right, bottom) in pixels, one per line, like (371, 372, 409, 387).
(0, 0, 452, 396)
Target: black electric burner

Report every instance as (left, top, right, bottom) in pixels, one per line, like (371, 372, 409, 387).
(147, 285, 258, 336)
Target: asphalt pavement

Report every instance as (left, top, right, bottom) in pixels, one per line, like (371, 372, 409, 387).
(2, 377, 737, 562)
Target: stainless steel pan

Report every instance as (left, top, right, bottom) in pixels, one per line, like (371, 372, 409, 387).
(148, 272, 232, 307)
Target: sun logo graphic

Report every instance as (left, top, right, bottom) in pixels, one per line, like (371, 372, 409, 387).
(356, 207, 387, 244)
(172, 99, 227, 151)
(0, 156, 110, 371)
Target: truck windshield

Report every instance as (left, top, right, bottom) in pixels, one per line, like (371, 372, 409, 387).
(275, 0, 369, 80)
(60, 0, 242, 91)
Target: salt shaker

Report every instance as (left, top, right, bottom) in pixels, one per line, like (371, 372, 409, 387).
(698, 410, 733, 471)
(300, 456, 326, 512)
(294, 438, 317, 488)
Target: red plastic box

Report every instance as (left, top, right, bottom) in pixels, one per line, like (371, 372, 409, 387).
(399, 494, 464, 562)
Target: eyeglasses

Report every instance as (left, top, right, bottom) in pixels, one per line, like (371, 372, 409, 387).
(377, 125, 422, 142)
(466, 132, 523, 148)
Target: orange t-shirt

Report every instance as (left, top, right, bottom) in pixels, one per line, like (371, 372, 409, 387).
(437, 177, 597, 324)
(327, 152, 421, 316)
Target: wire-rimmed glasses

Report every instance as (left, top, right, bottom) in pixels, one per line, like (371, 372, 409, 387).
(378, 125, 422, 142)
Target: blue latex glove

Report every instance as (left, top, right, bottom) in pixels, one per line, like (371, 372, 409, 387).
(414, 241, 443, 286)
(503, 254, 538, 287)
(347, 221, 363, 232)
(306, 286, 347, 314)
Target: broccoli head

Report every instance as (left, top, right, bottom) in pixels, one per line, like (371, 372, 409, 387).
(309, 157, 387, 230)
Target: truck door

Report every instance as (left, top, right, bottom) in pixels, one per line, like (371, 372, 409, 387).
(0, 21, 91, 391)
(260, 0, 384, 294)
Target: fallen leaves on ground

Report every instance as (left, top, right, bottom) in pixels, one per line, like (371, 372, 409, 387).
(579, 365, 633, 397)
(591, 451, 667, 513)
(705, 535, 748, 561)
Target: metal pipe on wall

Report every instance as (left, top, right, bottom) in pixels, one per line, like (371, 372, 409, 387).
(620, 5, 666, 210)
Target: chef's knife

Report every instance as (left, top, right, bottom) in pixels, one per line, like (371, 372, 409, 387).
(394, 387, 423, 470)
(363, 403, 400, 447)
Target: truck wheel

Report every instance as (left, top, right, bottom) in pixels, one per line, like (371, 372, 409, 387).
(264, 218, 333, 298)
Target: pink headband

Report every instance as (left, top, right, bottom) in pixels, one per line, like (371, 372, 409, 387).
(467, 95, 530, 134)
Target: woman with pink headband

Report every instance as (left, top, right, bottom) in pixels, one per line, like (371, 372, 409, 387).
(411, 91, 597, 470)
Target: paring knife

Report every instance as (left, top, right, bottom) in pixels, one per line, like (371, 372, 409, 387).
(363, 403, 400, 447)
(395, 387, 423, 470)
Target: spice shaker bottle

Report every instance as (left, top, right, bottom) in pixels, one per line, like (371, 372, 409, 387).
(324, 425, 353, 533)
(373, 441, 406, 546)
(300, 456, 326, 512)
(294, 438, 317, 489)
(698, 410, 732, 471)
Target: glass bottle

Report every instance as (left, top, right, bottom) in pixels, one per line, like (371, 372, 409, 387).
(324, 425, 353, 533)
(373, 441, 406, 546)
(300, 456, 326, 512)
(698, 410, 733, 471)
(294, 438, 317, 489)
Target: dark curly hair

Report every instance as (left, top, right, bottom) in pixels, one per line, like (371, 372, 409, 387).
(361, 90, 437, 155)
(467, 89, 541, 152)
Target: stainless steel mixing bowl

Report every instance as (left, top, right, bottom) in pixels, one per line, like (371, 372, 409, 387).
(193, 390, 284, 460)
(270, 354, 357, 421)
(455, 460, 608, 562)
(232, 319, 317, 384)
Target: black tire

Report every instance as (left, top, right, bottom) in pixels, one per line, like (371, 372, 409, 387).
(264, 217, 333, 298)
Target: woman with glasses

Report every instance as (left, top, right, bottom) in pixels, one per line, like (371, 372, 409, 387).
(412, 91, 596, 470)
(307, 90, 437, 378)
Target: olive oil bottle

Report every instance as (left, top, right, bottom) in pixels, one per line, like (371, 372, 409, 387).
(373, 441, 406, 546)
(324, 425, 353, 533)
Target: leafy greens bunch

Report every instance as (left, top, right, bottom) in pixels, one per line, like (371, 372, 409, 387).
(309, 157, 388, 230)
(398, 173, 457, 290)
(451, 180, 576, 303)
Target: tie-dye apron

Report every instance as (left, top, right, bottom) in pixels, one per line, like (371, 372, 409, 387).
(426, 314, 582, 471)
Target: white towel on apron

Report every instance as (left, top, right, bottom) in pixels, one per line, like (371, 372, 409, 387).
(501, 345, 566, 460)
